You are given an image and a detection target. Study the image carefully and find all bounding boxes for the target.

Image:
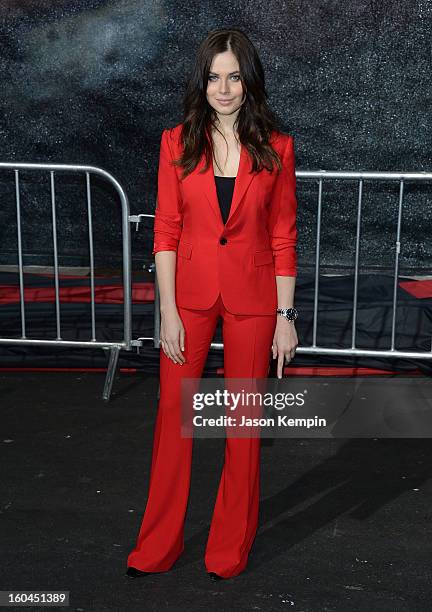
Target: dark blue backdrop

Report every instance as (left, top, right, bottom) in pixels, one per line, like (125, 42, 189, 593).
(0, 1, 431, 273)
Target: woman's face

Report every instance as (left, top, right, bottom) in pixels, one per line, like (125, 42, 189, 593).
(206, 50, 245, 116)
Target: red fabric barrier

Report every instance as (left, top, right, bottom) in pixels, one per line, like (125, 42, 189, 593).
(399, 279, 432, 299)
(0, 282, 155, 304)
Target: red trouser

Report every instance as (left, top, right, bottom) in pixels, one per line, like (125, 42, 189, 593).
(127, 292, 276, 578)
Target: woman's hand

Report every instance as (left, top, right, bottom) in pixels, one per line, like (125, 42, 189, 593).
(160, 306, 186, 364)
(272, 318, 298, 378)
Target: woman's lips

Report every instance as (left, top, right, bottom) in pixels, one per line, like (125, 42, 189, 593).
(217, 99, 234, 105)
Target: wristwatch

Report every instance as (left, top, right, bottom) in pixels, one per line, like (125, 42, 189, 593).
(276, 307, 298, 322)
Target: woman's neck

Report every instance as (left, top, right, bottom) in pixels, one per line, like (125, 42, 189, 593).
(213, 113, 239, 138)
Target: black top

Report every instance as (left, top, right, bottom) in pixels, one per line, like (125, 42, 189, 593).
(214, 175, 236, 225)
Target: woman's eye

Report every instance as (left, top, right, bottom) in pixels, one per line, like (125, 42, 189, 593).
(208, 75, 240, 81)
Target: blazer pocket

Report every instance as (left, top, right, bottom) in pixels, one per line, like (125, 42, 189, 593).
(254, 249, 273, 266)
(177, 241, 193, 259)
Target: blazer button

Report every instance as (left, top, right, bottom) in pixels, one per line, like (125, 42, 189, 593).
(219, 237, 227, 245)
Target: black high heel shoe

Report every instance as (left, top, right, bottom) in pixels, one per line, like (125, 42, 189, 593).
(207, 572, 225, 581)
(126, 566, 152, 578)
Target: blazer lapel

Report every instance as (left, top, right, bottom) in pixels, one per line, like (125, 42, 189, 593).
(200, 142, 256, 227)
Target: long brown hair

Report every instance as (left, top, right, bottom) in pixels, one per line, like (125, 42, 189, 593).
(173, 28, 284, 180)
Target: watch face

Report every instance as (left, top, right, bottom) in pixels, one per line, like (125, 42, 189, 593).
(278, 308, 298, 320)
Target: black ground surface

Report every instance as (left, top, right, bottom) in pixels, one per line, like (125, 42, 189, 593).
(1, 371, 431, 612)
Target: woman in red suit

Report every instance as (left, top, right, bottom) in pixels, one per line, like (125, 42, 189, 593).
(126, 28, 298, 580)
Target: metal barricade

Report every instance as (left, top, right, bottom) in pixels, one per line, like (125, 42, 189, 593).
(0, 162, 133, 400)
(1, 167, 430, 404)
(141, 170, 432, 362)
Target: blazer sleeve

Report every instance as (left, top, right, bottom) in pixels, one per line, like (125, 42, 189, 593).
(152, 128, 183, 255)
(267, 135, 298, 276)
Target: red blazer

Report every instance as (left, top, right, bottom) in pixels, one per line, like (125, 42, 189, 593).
(152, 123, 298, 315)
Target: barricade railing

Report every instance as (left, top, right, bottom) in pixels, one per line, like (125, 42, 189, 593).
(0, 162, 133, 400)
(1, 167, 430, 404)
(135, 170, 432, 363)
